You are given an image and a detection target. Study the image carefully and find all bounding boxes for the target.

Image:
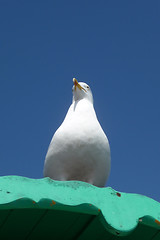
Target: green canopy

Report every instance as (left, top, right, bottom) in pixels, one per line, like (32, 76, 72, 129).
(0, 176, 160, 239)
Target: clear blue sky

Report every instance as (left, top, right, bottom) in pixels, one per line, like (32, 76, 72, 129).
(0, 1, 160, 201)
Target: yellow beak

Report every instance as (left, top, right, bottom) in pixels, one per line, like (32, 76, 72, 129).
(73, 78, 86, 92)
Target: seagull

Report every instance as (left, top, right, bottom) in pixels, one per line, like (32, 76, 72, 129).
(43, 78, 111, 187)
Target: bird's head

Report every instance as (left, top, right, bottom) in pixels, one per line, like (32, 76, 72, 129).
(72, 78, 93, 103)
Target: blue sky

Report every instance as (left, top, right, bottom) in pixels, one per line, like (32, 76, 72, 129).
(0, 1, 160, 201)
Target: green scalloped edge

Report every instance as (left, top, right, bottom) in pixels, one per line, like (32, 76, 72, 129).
(0, 176, 160, 236)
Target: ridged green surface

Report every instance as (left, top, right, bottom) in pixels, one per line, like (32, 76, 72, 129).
(0, 176, 160, 239)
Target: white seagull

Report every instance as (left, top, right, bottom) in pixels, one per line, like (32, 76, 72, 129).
(43, 78, 111, 187)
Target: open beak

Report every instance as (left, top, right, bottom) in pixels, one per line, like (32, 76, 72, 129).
(73, 78, 86, 92)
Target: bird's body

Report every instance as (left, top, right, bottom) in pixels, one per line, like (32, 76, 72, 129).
(44, 79, 111, 187)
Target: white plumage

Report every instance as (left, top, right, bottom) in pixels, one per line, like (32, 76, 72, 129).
(43, 78, 111, 187)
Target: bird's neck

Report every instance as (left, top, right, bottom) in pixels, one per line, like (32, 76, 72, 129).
(65, 99, 97, 121)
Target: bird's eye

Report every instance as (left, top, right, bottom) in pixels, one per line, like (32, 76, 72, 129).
(86, 86, 89, 89)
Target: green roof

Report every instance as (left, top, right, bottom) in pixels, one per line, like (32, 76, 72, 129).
(0, 176, 160, 239)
